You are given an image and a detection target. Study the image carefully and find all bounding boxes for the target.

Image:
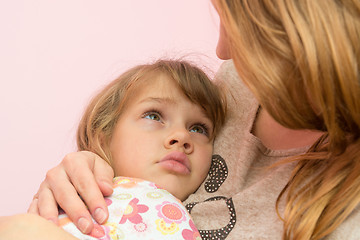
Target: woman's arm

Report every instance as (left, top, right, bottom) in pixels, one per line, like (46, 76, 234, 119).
(0, 214, 79, 240)
(28, 151, 114, 234)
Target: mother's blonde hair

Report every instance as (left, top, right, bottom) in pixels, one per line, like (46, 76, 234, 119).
(216, 0, 360, 239)
(77, 59, 227, 166)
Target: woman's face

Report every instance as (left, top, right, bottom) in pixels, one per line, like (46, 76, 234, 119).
(212, 0, 231, 60)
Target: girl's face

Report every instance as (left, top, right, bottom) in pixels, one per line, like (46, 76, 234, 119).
(211, 0, 231, 60)
(109, 74, 214, 201)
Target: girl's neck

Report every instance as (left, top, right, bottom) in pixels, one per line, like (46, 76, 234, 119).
(252, 108, 324, 150)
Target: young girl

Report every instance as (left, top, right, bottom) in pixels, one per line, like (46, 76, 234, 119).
(58, 59, 227, 239)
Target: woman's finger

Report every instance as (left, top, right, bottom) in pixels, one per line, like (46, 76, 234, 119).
(29, 151, 114, 234)
(36, 182, 59, 225)
(27, 197, 40, 215)
(61, 151, 114, 225)
(44, 162, 95, 234)
(93, 153, 115, 197)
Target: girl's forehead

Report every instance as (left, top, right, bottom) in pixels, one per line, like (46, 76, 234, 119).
(120, 73, 179, 109)
(134, 74, 184, 100)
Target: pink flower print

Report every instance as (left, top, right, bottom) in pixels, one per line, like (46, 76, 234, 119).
(119, 198, 149, 224)
(113, 177, 143, 189)
(89, 223, 112, 240)
(105, 198, 112, 206)
(156, 201, 187, 224)
(134, 221, 148, 232)
(148, 181, 162, 189)
(105, 223, 118, 239)
(182, 219, 201, 240)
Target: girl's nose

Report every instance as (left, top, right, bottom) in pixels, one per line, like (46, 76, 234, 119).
(164, 128, 194, 154)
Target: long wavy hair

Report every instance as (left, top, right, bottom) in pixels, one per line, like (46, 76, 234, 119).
(76, 59, 227, 166)
(215, 0, 360, 239)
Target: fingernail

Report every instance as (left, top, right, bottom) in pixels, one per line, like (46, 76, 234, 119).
(103, 181, 113, 190)
(94, 208, 106, 223)
(78, 217, 91, 234)
(47, 218, 58, 225)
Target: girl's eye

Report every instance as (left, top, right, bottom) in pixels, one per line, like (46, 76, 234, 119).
(189, 124, 209, 136)
(143, 112, 161, 121)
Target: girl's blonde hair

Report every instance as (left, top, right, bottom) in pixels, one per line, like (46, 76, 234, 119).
(216, 0, 360, 239)
(77, 59, 227, 165)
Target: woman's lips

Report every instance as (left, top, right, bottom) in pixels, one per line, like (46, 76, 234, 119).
(158, 151, 191, 175)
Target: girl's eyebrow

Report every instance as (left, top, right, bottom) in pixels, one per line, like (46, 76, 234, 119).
(138, 97, 177, 105)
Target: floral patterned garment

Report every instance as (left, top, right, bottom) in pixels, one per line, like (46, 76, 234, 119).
(59, 177, 201, 240)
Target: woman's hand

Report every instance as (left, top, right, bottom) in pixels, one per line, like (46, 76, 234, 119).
(0, 214, 79, 240)
(27, 151, 114, 234)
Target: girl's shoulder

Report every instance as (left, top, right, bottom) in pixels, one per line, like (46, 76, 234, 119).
(109, 176, 200, 239)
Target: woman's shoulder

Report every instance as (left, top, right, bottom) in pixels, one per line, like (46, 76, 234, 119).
(215, 60, 255, 99)
(214, 60, 259, 128)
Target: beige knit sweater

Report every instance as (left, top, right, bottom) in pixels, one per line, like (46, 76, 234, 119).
(183, 60, 360, 240)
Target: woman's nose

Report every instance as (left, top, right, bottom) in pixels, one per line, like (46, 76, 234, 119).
(164, 129, 194, 153)
(216, 21, 231, 60)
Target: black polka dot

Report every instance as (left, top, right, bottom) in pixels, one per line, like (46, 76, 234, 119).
(186, 196, 236, 240)
(204, 155, 228, 193)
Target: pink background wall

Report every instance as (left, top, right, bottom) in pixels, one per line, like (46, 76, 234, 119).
(0, 0, 222, 215)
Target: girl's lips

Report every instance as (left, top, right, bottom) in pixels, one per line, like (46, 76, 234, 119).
(158, 151, 191, 175)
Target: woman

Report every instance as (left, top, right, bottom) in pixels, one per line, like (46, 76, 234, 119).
(4, 0, 360, 239)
